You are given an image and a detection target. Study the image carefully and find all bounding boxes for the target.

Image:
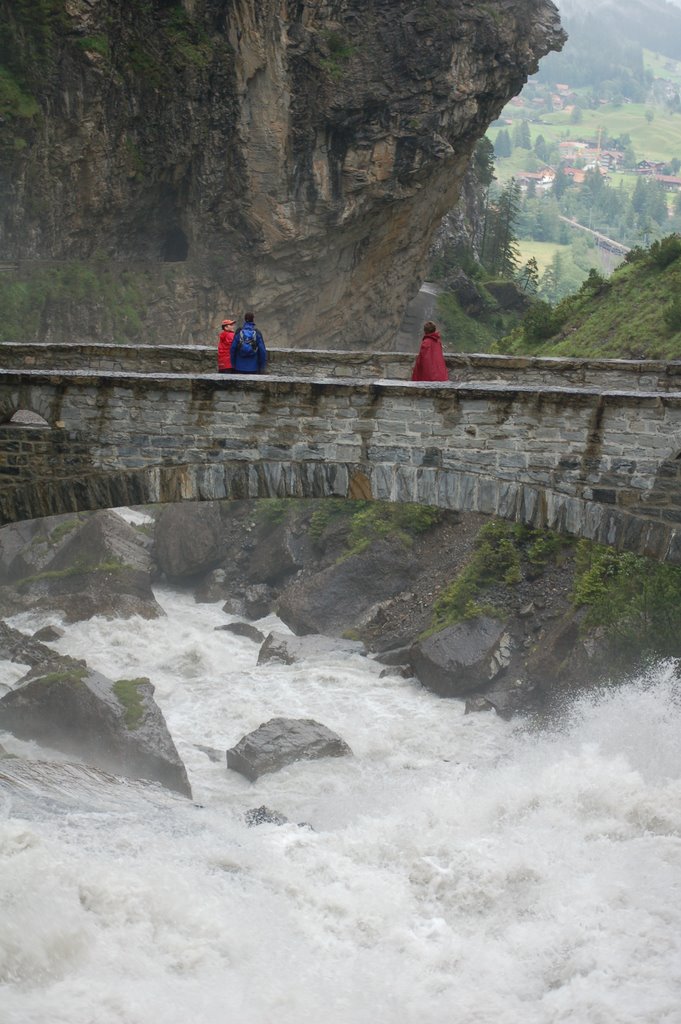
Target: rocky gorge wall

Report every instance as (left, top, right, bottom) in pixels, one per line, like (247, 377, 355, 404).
(0, 0, 564, 347)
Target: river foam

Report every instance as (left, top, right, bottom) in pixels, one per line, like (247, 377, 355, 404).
(1, 587, 680, 1023)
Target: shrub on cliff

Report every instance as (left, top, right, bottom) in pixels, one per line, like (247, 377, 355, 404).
(573, 541, 681, 661)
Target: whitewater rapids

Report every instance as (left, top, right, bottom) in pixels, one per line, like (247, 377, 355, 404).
(1, 586, 680, 1024)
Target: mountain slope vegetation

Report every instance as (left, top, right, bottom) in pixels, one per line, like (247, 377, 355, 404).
(497, 235, 681, 359)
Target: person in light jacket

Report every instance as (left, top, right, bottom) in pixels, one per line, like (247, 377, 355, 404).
(411, 321, 448, 382)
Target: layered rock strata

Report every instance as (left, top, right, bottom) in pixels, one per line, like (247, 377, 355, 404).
(0, 0, 564, 346)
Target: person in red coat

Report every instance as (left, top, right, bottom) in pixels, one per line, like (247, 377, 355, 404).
(411, 321, 449, 381)
(217, 319, 236, 372)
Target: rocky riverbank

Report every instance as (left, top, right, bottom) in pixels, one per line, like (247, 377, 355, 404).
(1, 500, 638, 720)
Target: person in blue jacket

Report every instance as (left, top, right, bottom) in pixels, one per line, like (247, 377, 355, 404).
(230, 312, 268, 374)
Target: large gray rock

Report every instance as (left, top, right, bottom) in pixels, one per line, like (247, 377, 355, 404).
(244, 519, 315, 586)
(479, 675, 540, 719)
(276, 538, 417, 637)
(0, 662, 191, 797)
(0, 757, 191, 818)
(410, 617, 509, 698)
(216, 621, 266, 644)
(0, 620, 58, 668)
(153, 501, 224, 580)
(226, 717, 352, 781)
(257, 631, 365, 666)
(0, 515, 72, 583)
(0, 510, 162, 622)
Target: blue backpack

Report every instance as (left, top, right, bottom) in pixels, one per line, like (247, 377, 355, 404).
(237, 324, 258, 357)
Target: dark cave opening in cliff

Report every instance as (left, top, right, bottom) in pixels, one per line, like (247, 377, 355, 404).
(161, 226, 189, 262)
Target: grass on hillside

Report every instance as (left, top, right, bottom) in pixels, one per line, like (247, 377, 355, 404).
(516, 240, 572, 273)
(435, 285, 523, 354)
(500, 251, 681, 359)
(644, 49, 681, 87)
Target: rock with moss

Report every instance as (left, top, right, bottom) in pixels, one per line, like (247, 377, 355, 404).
(0, 509, 162, 622)
(0, 662, 190, 797)
(0, 513, 86, 584)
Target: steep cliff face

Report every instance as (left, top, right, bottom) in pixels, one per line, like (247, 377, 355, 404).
(0, 0, 564, 347)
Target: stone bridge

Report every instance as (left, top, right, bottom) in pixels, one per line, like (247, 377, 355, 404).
(2, 344, 681, 562)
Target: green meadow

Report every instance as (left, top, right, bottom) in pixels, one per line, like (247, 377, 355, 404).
(492, 103, 681, 181)
(516, 240, 571, 273)
(644, 49, 681, 87)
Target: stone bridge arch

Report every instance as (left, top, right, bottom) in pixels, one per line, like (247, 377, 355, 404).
(1, 368, 681, 562)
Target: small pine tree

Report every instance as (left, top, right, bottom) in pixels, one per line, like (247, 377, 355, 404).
(517, 256, 540, 294)
(494, 128, 512, 159)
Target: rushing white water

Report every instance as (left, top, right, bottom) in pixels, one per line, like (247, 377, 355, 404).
(1, 586, 681, 1024)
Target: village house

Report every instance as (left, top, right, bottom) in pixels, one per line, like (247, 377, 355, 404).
(559, 140, 589, 161)
(637, 160, 666, 175)
(562, 166, 587, 184)
(653, 174, 681, 192)
(598, 149, 623, 171)
(516, 167, 556, 191)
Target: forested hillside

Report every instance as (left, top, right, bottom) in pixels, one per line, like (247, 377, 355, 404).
(497, 234, 681, 359)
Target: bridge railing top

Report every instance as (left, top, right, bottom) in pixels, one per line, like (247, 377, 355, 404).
(2, 366, 681, 407)
(2, 340, 681, 368)
(2, 343, 681, 392)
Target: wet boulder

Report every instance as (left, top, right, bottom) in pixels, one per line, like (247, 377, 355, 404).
(410, 617, 509, 698)
(257, 631, 365, 666)
(31, 625, 65, 643)
(480, 675, 540, 719)
(215, 621, 266, 643)
(153, 501, 224, 580)
(244, 518, 315, 586)
(0, 661, 191, 797)
(242, 584, 276, 620)
(276, 538, 417, 637)
(244, 805, 290, 827)
(226, 717, 352, 781)
(1, 510, 162, 622)
(0, 620, 57, 668)
(0, 513, 87, 584)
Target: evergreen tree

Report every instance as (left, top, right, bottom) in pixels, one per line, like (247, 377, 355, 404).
(534, 134, 549, 163)
(632, 176, 647, 215)
(518, 120, 532, 149)
(517, 256, 540, 293)
(482, 180, 521, 277)
(552, 166, 571, 199)
(494, 129, 512, 158)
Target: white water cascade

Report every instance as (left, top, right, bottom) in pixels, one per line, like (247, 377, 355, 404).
(1, 585, 680, 1024)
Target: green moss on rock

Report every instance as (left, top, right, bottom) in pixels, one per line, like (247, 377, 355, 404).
(113, 677, 149, 730)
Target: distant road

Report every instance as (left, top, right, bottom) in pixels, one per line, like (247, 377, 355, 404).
(559, 216, 631, 256)
(393, 282, 442, 351)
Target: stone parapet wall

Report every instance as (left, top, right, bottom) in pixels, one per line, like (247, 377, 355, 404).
(2, 369, 681, 561)
(2, 343, 681, 392)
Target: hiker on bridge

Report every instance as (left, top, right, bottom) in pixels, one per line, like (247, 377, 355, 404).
(411, 321, 449, 382)
(230, 312, 268, 374)
(217, 318, 236, 372)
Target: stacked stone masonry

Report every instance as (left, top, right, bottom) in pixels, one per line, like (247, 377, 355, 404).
(1, 363, 681, 562)
(3, 343, 681, 392)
